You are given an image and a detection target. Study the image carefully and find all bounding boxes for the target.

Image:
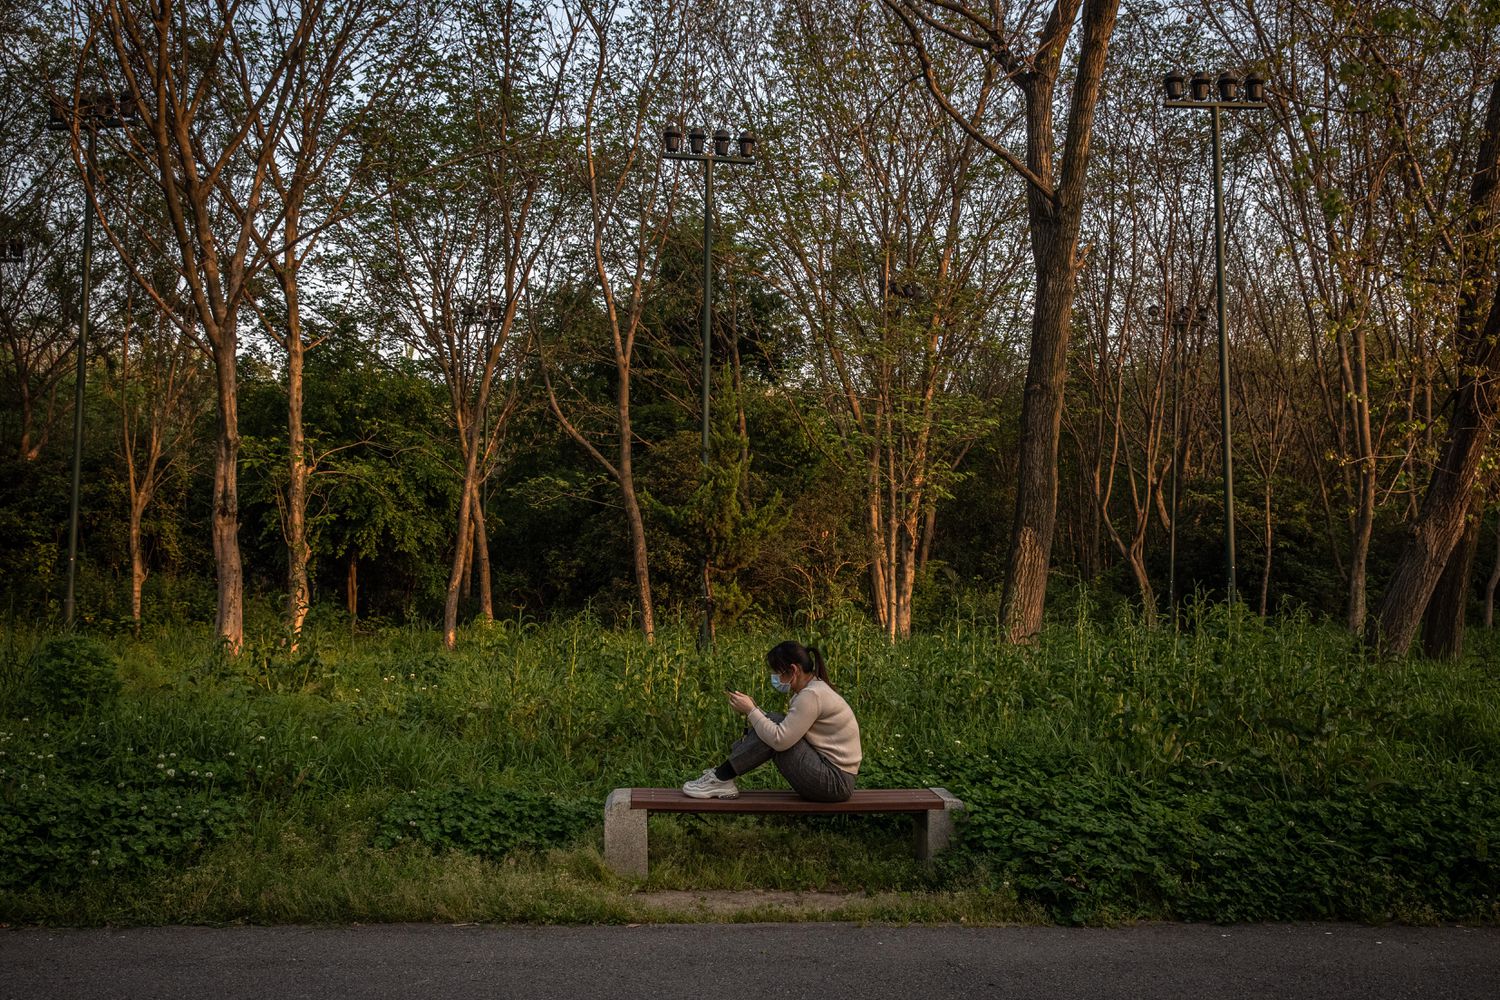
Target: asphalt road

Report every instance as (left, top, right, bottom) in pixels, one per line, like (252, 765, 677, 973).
(2, 922, 1497, 1000)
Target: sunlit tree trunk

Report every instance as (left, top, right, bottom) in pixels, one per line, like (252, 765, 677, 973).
(1421, 508, 1483, 660)
(887, 0, 1120, 642)
(1375, 81, 1500, 656)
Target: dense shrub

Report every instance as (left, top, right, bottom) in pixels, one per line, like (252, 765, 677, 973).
(15, 635, 122, 718)
(374, 787, 596, 859)
(1, 612, 1497, 923)
(866, 748, 1500, 924)
(0, 782, 243, 889)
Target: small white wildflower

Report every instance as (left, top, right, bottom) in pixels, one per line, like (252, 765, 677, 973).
(256, 735, 267, 742)
(228, 751, 236, 757)
(205, 771, 214, 778)
(190, 770, 199, 777)
(310, 735, 319, 742)
(169, 752, 177, 759)
(166, 768, 176, 777)
(157, 763, 166, 770)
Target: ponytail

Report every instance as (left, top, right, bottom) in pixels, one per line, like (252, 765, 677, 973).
(767, 640, 834, 691)
(805, 645, 832, 687)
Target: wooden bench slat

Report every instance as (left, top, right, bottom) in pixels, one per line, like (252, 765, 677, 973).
(628, 787, 945, 814)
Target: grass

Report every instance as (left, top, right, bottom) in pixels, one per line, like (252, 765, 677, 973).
(1, 599, 1497, 926)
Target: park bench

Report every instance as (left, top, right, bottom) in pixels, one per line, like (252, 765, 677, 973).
(603, 786, 964, 877)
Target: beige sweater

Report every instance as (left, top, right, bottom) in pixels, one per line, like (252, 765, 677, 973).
(748, 678, 862, 775)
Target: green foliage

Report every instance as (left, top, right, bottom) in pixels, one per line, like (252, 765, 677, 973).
(0, 716, 245, 889)
(642, 372, 790, 625)
(0, 781, 243, 889)
(2, 610, 1498, 923)
(870, 747, 1498, 924)
(374, 787, 596, 858)
(15, 635, 122, 718)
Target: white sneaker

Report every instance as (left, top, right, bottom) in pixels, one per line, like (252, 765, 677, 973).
(681, 768, 739, 799)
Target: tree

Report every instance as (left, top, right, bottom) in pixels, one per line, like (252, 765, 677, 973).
(247, 0, 419, 643)
(355, 0, 580, 648)
(539, 0, 693, 642)
(1375, 79, 1500, 656)
(885, 0, 1121, 641)
(744, 0, 1022, 639)
(107, 285, 209, 627)
(0, 1, 76, 463)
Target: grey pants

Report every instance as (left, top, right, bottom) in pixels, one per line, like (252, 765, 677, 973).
(729, 712, 856, 802)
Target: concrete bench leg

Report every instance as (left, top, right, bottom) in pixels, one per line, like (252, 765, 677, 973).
(604, 788, 648, 877)
(914, 787, 964, 862)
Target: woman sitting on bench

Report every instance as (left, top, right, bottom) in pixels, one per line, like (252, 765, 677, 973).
(682, 641, 862, 802)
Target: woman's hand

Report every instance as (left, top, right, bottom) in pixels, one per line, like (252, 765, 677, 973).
(726, 690, 756, 716)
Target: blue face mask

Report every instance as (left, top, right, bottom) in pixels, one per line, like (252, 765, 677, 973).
(770, 672, 791, 694)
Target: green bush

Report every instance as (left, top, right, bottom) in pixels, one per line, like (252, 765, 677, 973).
(374, 787, 596, 859)
(0, 782, 243, 889)
(866, 748, 1500, 924)
(2, 611, 1498, 924)
(15, 635, 122, 718)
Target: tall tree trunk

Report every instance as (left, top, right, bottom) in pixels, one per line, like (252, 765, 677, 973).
(129, 494, 147, 629)
(1000, 2, 1118, 642)
(211, 330, 243, 652)
(443, 435, 479, 648)
(1374, 81, 1500, 655)
(346, 550, 358, 623)
(887, 0, 1118, 642)
(918, 503, 937, 573)
(1003, 220, 1082, 640)
(1260, 480, 1274, 616)
(619, 461, 654, 641)
(279, 200, 313, 647)
(617, 366, 654, 641)
(867, 452, 891, 634)
(460, 516, 474, 602)
(1377, 394, 1500, 654)
(471, 485, 493, 621)
(896, 510, 920, 638)
(1421, 507, 1483, 660)
(1345, 326, 1378, 635)
(1347, 457, 1376, 634)
(285, 331, 311, 645)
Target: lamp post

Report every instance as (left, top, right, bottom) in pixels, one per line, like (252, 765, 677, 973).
(1163, 70, 1266, 602)
(47, 90, 135, 626)
(662, 124, 756, 649)
(1149, 301, 1212, 618)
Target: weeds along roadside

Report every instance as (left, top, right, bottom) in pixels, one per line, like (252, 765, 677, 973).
(1, 604, 1497, 925)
